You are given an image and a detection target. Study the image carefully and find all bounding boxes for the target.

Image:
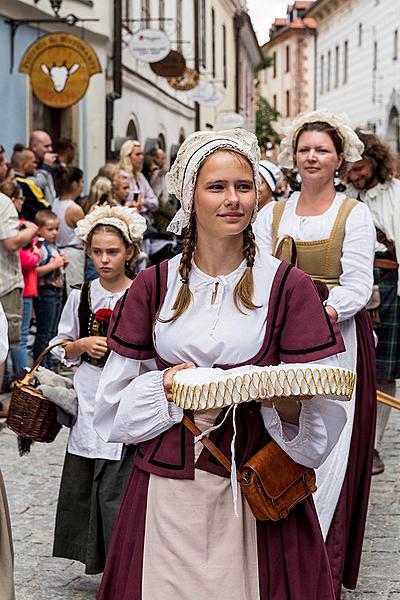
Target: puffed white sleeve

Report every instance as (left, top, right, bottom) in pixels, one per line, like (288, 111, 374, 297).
(261, 353, 348, 468)
(0, 301, 9, 364)
(93, 351, 183, 444)
(252, 201, 275, 254)
(326, 202, 375, 322)
(50, 290, 81, 366)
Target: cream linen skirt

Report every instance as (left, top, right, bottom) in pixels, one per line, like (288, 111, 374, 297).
(141, 410, 260, 600)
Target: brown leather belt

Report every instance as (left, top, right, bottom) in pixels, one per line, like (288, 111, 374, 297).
(374, 258, 398, 270)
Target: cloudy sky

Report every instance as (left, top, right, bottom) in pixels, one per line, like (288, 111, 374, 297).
(246, 0, 291, 45)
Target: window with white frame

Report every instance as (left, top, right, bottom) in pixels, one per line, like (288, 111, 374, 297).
(335, 45, 339, 87)
(327, 50, 331, 91)
(343, 40, 348, 84)
(320, 54, 324, 94)
(373, 41, 378, 71)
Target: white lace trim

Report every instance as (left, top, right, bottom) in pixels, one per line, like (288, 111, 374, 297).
(166, 129, 261, 235)
(278, 109, 364, 169)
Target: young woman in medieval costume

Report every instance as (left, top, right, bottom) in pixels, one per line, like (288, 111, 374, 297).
(50, 205, 147, 574)
(253, 109, 377, 599)
(93, 128, 349, 600)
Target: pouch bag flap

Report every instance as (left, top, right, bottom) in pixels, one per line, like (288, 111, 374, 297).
(243, 441, 311, 499)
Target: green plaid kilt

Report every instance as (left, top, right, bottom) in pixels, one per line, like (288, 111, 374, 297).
(374, 254, 400, 380)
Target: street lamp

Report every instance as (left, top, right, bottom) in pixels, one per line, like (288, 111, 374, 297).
(49, 0, 63, 16)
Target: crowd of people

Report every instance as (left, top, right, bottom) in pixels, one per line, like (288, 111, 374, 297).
(0, 111, 399, 600)
(0, 132, 178, 400)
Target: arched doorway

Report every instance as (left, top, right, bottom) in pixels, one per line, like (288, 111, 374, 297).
(126, 119, 139, 141)
(387, 106, 400, 154)
(158, 132, 166, 151)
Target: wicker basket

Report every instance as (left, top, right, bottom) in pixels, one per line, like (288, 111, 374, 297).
(6, 340, 68, 443)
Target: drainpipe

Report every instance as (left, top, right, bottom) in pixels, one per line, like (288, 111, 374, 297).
(106, 0, 122, 160)
(234, 11, 244, 114)
(194, 0, 200, 130)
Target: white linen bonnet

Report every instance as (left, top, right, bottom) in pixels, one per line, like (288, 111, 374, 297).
(278, 109, 364, 169)
(75, 205, 147, 244)
(166, 128, 261, 235)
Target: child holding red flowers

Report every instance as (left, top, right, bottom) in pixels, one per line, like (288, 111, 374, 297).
(50, 205, 146, 574)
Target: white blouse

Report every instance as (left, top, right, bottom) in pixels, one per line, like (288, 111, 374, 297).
(347, 179, 400, 295)
(51, 278, 127, 460)
(253, 192, 376, 323)
(94, 253, 348, 469)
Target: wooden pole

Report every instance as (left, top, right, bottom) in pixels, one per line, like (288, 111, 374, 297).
(377, 390, 400, 410)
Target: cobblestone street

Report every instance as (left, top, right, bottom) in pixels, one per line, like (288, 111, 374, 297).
(1, 395, 399, 599)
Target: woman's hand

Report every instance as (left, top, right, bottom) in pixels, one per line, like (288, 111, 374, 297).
(259, 395, 313, 426)
(325, 305, 338, 322)
(81, 336, 108, 359)
(163, 362, 196, 401)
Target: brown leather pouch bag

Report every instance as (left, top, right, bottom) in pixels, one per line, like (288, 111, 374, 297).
(240, 441, 317, 521)
(183, 416, 316, 521)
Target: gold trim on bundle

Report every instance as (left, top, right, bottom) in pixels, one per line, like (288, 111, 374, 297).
(171, 366, 356, 411)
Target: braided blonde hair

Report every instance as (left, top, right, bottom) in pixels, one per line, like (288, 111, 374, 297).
(162, 220, 259, 324)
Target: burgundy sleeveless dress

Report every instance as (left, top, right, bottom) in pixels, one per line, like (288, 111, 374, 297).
(98, 260, 346, 600)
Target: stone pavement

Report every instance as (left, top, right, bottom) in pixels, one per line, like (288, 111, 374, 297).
(0, 395, 399, 599)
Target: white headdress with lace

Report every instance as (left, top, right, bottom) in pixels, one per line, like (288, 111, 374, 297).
(75, 205, 147, 244)
(278, 109, 364, 169)
(166, 128, 261, 235)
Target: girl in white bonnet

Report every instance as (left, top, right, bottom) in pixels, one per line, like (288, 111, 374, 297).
(50, 205, 146, 574)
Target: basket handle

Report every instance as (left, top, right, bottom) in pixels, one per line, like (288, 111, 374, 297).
(19, 339, 70, 387)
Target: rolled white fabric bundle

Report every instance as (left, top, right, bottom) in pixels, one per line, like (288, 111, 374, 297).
(171, 363, 356, 411)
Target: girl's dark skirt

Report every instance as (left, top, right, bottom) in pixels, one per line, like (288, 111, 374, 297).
(53, 445, 135, 574)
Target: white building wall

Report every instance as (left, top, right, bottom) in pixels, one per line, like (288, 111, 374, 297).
(118, 0, 196, 160)
(198, 0, 237, 130)
(315, 0, 400, 144)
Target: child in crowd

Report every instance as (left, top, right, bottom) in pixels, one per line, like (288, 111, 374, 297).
(0, 181, 40, 377)
(53, 166, 85, 294)
(50, 205, 146, 574)
(33, 209, 68, 367)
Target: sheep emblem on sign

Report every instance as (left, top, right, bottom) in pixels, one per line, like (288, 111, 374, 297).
(19, 32, 102, 108)
(40, 62, 80, 93)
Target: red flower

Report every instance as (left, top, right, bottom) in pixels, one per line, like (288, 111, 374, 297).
(95, 308, 113, 322)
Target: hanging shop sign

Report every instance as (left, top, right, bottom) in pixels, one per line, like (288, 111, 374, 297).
(168, 68, 199, 92)
(129, 28, 171, 63)
(150, 50, 186, 78)
(218, 112, 245, 129)
(19, 32, 101, 109)
(187, 81, 224, 107)
(186, 80, 215, 103)
(199, 86, 224, 107)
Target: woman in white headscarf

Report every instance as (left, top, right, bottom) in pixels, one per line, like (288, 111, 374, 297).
(93, 128, 348, 600)
(253, 110, 377, 599)
(0, 301, 15, 600)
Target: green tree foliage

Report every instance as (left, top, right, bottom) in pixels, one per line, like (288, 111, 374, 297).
(254, 56, 273, 74)
(256, 96, 280, 147)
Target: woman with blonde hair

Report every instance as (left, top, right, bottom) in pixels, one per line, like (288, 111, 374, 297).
(93, 128, 349, 600)
(82, 176, 114, 215)
(118, 140, 158, 216)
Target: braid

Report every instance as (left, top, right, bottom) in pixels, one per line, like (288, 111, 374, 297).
(233, 225, 260, 312)
(160, 217, 197, 323)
